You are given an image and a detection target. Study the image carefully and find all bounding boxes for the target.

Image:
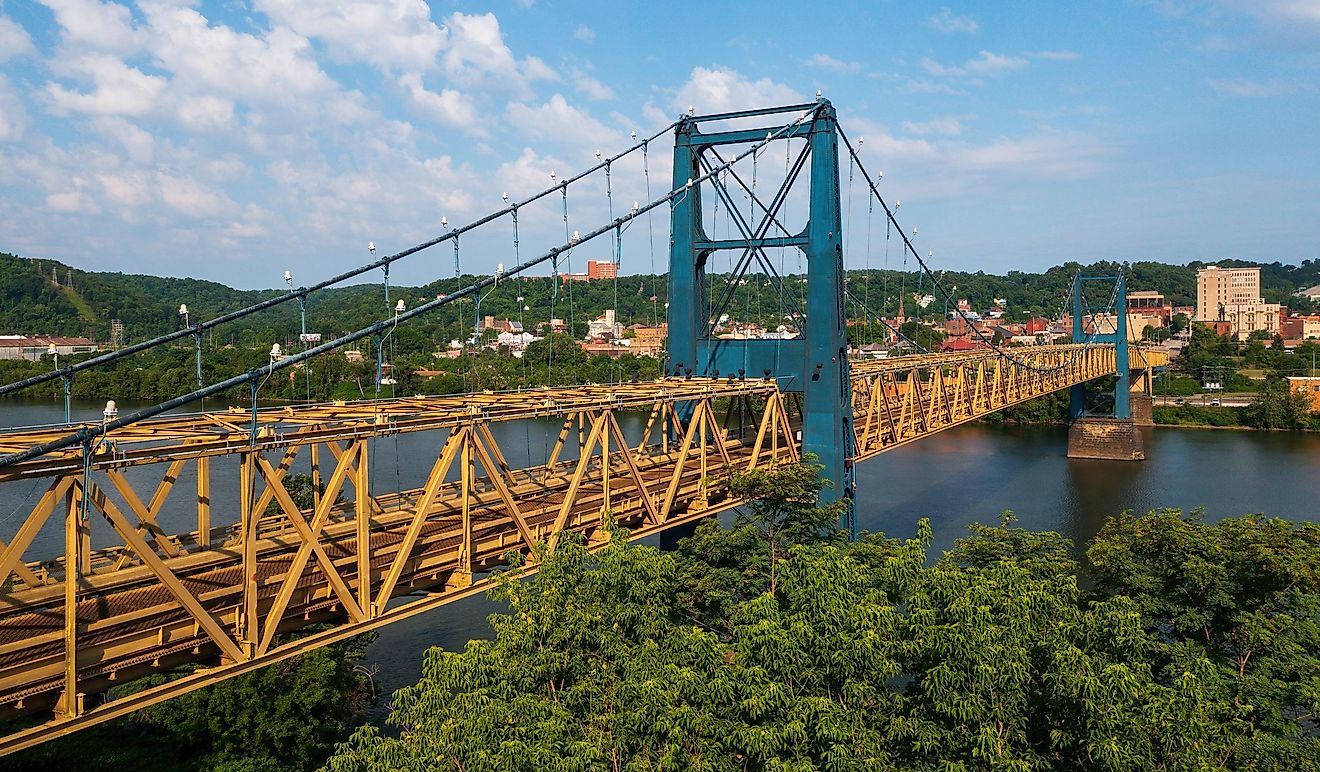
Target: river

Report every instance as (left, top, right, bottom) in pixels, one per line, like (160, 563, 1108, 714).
(2, 398, 1318, 714)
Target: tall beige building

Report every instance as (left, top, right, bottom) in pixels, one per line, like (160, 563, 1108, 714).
(1195, 266, 1280, 338)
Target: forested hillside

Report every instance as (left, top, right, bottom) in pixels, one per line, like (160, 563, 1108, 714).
(3, 252, 1319, 347)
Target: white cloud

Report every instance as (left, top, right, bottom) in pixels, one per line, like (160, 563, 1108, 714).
(0, 16, 35, 60)
(922, 50, 1028, 79)
(954, 132, 1109, 179)
(506, 94, 619, 149)
(398, 72, 480, 130)
(926, 8, 979, 34)
(574, 25, 595, 43)
(253, 0, 449, 73)
(573, 70, 615, 101)
(175, 95, 236, 132)
(805, 53, 861, 74)
(1207, 77, 1299, 96)
(671, 66, 802, 115)
(38, 0, 142, 54)
(90, 116, 155, 163)
(443, 11, 550, 95)
(0, 75, 29, 140)
(142, 6, 346, 111)
(841, 116, 1112, 199)
(158, 172, 233, 217)
(45, 55, 168, 116)
(902, 117, 964, 136)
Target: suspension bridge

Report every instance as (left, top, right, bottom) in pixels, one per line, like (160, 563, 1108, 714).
(0, 100, 1165, 754)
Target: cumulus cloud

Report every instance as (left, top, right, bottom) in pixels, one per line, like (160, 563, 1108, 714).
(573, 70, 615, 101)
(442, 11, 553, 95)
(45, 55, 167, 116)
(926, 8, 979, 34)
(506, 94, 620, 149)
(670, 66, 802, 115)
(574, 25, 595, 43)
(253, 0, 449, 73)
(38, 0, 142, 54)
(0, 16, 35, 60)
(398, 72, 480, 130)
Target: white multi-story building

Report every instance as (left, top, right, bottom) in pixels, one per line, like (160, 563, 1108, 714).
(1195, 266, 1280, 339)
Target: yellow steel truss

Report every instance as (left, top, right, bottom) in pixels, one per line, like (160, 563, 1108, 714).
(850, 344, 1166, 459)
(0, 379, 798, 755)
(0, 344, 1164, 754)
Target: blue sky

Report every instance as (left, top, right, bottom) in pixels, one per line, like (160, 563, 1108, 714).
(0, 0, 1316, 289)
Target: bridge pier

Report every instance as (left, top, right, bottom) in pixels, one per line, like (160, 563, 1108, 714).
(1067, 417, 1145, 460)
(1130, 393, 1154, 427)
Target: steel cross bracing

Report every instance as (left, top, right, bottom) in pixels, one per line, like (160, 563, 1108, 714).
(0, 344, 1171, 754)
(0, 378, 800, 754)
(850, 344, 1166, 459)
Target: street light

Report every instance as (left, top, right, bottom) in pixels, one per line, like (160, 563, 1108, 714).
(48, 343, 70, 423)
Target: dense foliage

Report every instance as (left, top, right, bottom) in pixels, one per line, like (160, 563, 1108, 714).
(6, 635, 376, 772)
(326, 462, 1320, 771)
(6, 252, 1320, 353)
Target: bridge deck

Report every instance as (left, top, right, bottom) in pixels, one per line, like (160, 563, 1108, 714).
(0, 344, 1165, 754)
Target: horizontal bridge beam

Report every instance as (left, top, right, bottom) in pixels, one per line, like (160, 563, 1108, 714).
(695, 236, 808, 251)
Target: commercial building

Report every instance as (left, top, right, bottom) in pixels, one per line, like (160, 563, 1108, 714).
(1287, 376, 1320, 411)
(560, 260, 619, 283)
(0, 335, 99, 361)
(1127, 290, 1172, 321)
(1194, 266, 1280, 339)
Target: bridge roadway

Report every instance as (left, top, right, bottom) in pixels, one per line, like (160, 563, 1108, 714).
(0, 343, 1164, 753)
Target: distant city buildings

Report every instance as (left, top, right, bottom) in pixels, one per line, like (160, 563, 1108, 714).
(1195, 266, 1280, 339)
(560, 260, 619, 283)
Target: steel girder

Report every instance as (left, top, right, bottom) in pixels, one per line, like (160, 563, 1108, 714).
(0, 345, 1171, 754)
(849, 344, 1168, 459)
(0, 379, 798, 755)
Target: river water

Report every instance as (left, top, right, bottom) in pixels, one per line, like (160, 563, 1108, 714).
(3, 398, 1318, 714)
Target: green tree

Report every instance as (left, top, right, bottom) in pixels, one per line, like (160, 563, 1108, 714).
(1241, 374, 1314, 429)
(1089, 509, 1320, 767)
(327, 464, 1284, 771)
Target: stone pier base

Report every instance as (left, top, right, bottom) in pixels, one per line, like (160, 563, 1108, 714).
(1067, 418, 1145, 460)
(1131, 394, 1154, 427)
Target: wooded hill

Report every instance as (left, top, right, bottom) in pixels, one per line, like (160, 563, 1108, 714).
(3, 251, 1318, 347)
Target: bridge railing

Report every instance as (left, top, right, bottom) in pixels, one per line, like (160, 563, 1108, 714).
(0, 379, 800, 754)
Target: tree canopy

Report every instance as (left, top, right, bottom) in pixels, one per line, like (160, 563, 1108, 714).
(326, 463, 1320, 770)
